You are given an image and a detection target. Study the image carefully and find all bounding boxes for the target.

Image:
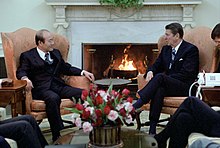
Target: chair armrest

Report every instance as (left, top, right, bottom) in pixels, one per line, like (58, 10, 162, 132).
(64, 76, 91, 91)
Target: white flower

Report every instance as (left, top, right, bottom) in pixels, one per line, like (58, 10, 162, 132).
(107, 110, 119, 121)
(98, 90, 108, 102)
(124, 102, 133, 112)
(125, 114, 133, 124)
(82, 122, 93, 133)
(116, 104, 124, 111)
(75, 117, 82, 128)
(85, 106, 94, 115)
(83, 101, 89, 108)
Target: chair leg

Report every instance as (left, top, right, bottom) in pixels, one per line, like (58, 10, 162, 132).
(135, 110, 171, 130)
(62, 119, 75, 129)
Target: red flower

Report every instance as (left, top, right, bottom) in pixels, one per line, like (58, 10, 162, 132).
(95, 95, 103, 105)
(104, 106, 111, 115)
(82, 110, 90, 119)
(111, 90, 119, 97)
(95, 109, 102, 118)
(119, 108, 126, 117)
(81, 89, 88, 100)
(93, 118, 103, 126)
(126, 96, 133, 103)
(122, 88, 130, 96)
(75, 104, 84, 110)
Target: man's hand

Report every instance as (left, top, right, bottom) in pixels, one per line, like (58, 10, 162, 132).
(21, 77, 34, 92)
(146, 71, 153, 82)
(83, 70, 95, 82)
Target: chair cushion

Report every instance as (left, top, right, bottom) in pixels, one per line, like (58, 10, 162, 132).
(140, 97, 186, 115)
(163, 97, 186, 108)
(31, 99, 75, 112)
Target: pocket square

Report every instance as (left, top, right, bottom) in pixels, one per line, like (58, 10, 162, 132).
(179, 58, 183, 61)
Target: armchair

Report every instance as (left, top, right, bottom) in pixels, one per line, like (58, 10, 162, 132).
(136, 26, 216, 130)
(1, 28, 90, 123)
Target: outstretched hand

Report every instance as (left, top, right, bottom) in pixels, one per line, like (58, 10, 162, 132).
(83, 70, 95, 82)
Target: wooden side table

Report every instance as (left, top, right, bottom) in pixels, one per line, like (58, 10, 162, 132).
(201, 87, 220, 106)
(0, 80, 27, 117)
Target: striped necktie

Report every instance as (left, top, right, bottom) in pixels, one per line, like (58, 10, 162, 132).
(169, 48, 176, 69)
(45, 53, 53, 65)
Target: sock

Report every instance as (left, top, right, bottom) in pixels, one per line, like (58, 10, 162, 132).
(133, 98, 144, 109)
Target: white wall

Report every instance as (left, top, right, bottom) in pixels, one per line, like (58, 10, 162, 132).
(0, 0, 55, 32)
(0, 0, 55, 56)
(194, 0, 220, 29)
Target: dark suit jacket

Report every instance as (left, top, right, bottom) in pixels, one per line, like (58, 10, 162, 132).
(16, 47, 82, 96)
(147, 40, 199, 86)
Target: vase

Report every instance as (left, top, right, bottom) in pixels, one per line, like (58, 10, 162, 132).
(88, 125, 123, 147)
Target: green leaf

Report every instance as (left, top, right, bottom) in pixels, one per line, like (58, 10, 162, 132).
(65, 107, 82, 114)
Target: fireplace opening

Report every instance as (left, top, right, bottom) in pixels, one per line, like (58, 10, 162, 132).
(82, 43, 159, 81)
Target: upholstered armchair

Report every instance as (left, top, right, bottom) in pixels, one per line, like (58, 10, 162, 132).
(136, 26, 216, 130)
(1, 28, 90, 123)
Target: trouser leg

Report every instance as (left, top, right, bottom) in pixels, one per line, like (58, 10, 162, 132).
(60, 85, 82, 102)
(155, 96, 220, 147)
(149, 87, 165, 134)
(0, 120, 43, 148)
(19, 115, 48, 147)
(168, 112, 195, 148)
(42, 90, 63, 141)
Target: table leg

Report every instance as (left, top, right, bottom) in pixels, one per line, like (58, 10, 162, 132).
(11, 95, 18, 117)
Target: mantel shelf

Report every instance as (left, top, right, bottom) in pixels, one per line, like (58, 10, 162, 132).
(45, 0, 202, 6)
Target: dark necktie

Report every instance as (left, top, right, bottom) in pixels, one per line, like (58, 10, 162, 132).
(169, 48, 176, 69)
(45, 53, 53, 65)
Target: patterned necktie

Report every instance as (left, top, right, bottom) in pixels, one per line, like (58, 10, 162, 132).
(45, 53, 53, 65)
(169, 48, 176, 69)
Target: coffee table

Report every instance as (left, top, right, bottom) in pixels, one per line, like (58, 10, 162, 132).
(94, 78, 131, 90)
(49, 127, 157, 148)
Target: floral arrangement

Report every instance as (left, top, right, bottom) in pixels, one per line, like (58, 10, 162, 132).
(66, 83, 135, 133)
(99, 0, 143, 9)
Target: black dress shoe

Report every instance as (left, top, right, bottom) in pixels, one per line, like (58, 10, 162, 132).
(124, 121, 134, 126)
(154, 134, 167, 148)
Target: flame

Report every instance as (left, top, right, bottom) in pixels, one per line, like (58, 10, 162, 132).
(118, 53, 136, 70)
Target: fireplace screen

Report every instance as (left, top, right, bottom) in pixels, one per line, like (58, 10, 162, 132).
(82, 43, 158, 80)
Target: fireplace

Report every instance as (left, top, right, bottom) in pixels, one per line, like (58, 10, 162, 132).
(82, 43, 159, 80)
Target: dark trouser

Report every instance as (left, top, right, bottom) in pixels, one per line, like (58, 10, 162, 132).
(155, 96, 220, 148)
(133, 73, 189, 134)
(34, 84, 82, 141)
(0, 115, 48, 148)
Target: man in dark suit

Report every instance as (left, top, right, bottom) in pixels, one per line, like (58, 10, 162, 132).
(154, 23, 220, 148)
(133, 23, 199, 134)
(16, 29, 95, 142)
(0, 115, 48, 148)
(154, 96, 220, 148)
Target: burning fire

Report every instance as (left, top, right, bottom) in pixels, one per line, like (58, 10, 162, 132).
(118, 45, 136, 70)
